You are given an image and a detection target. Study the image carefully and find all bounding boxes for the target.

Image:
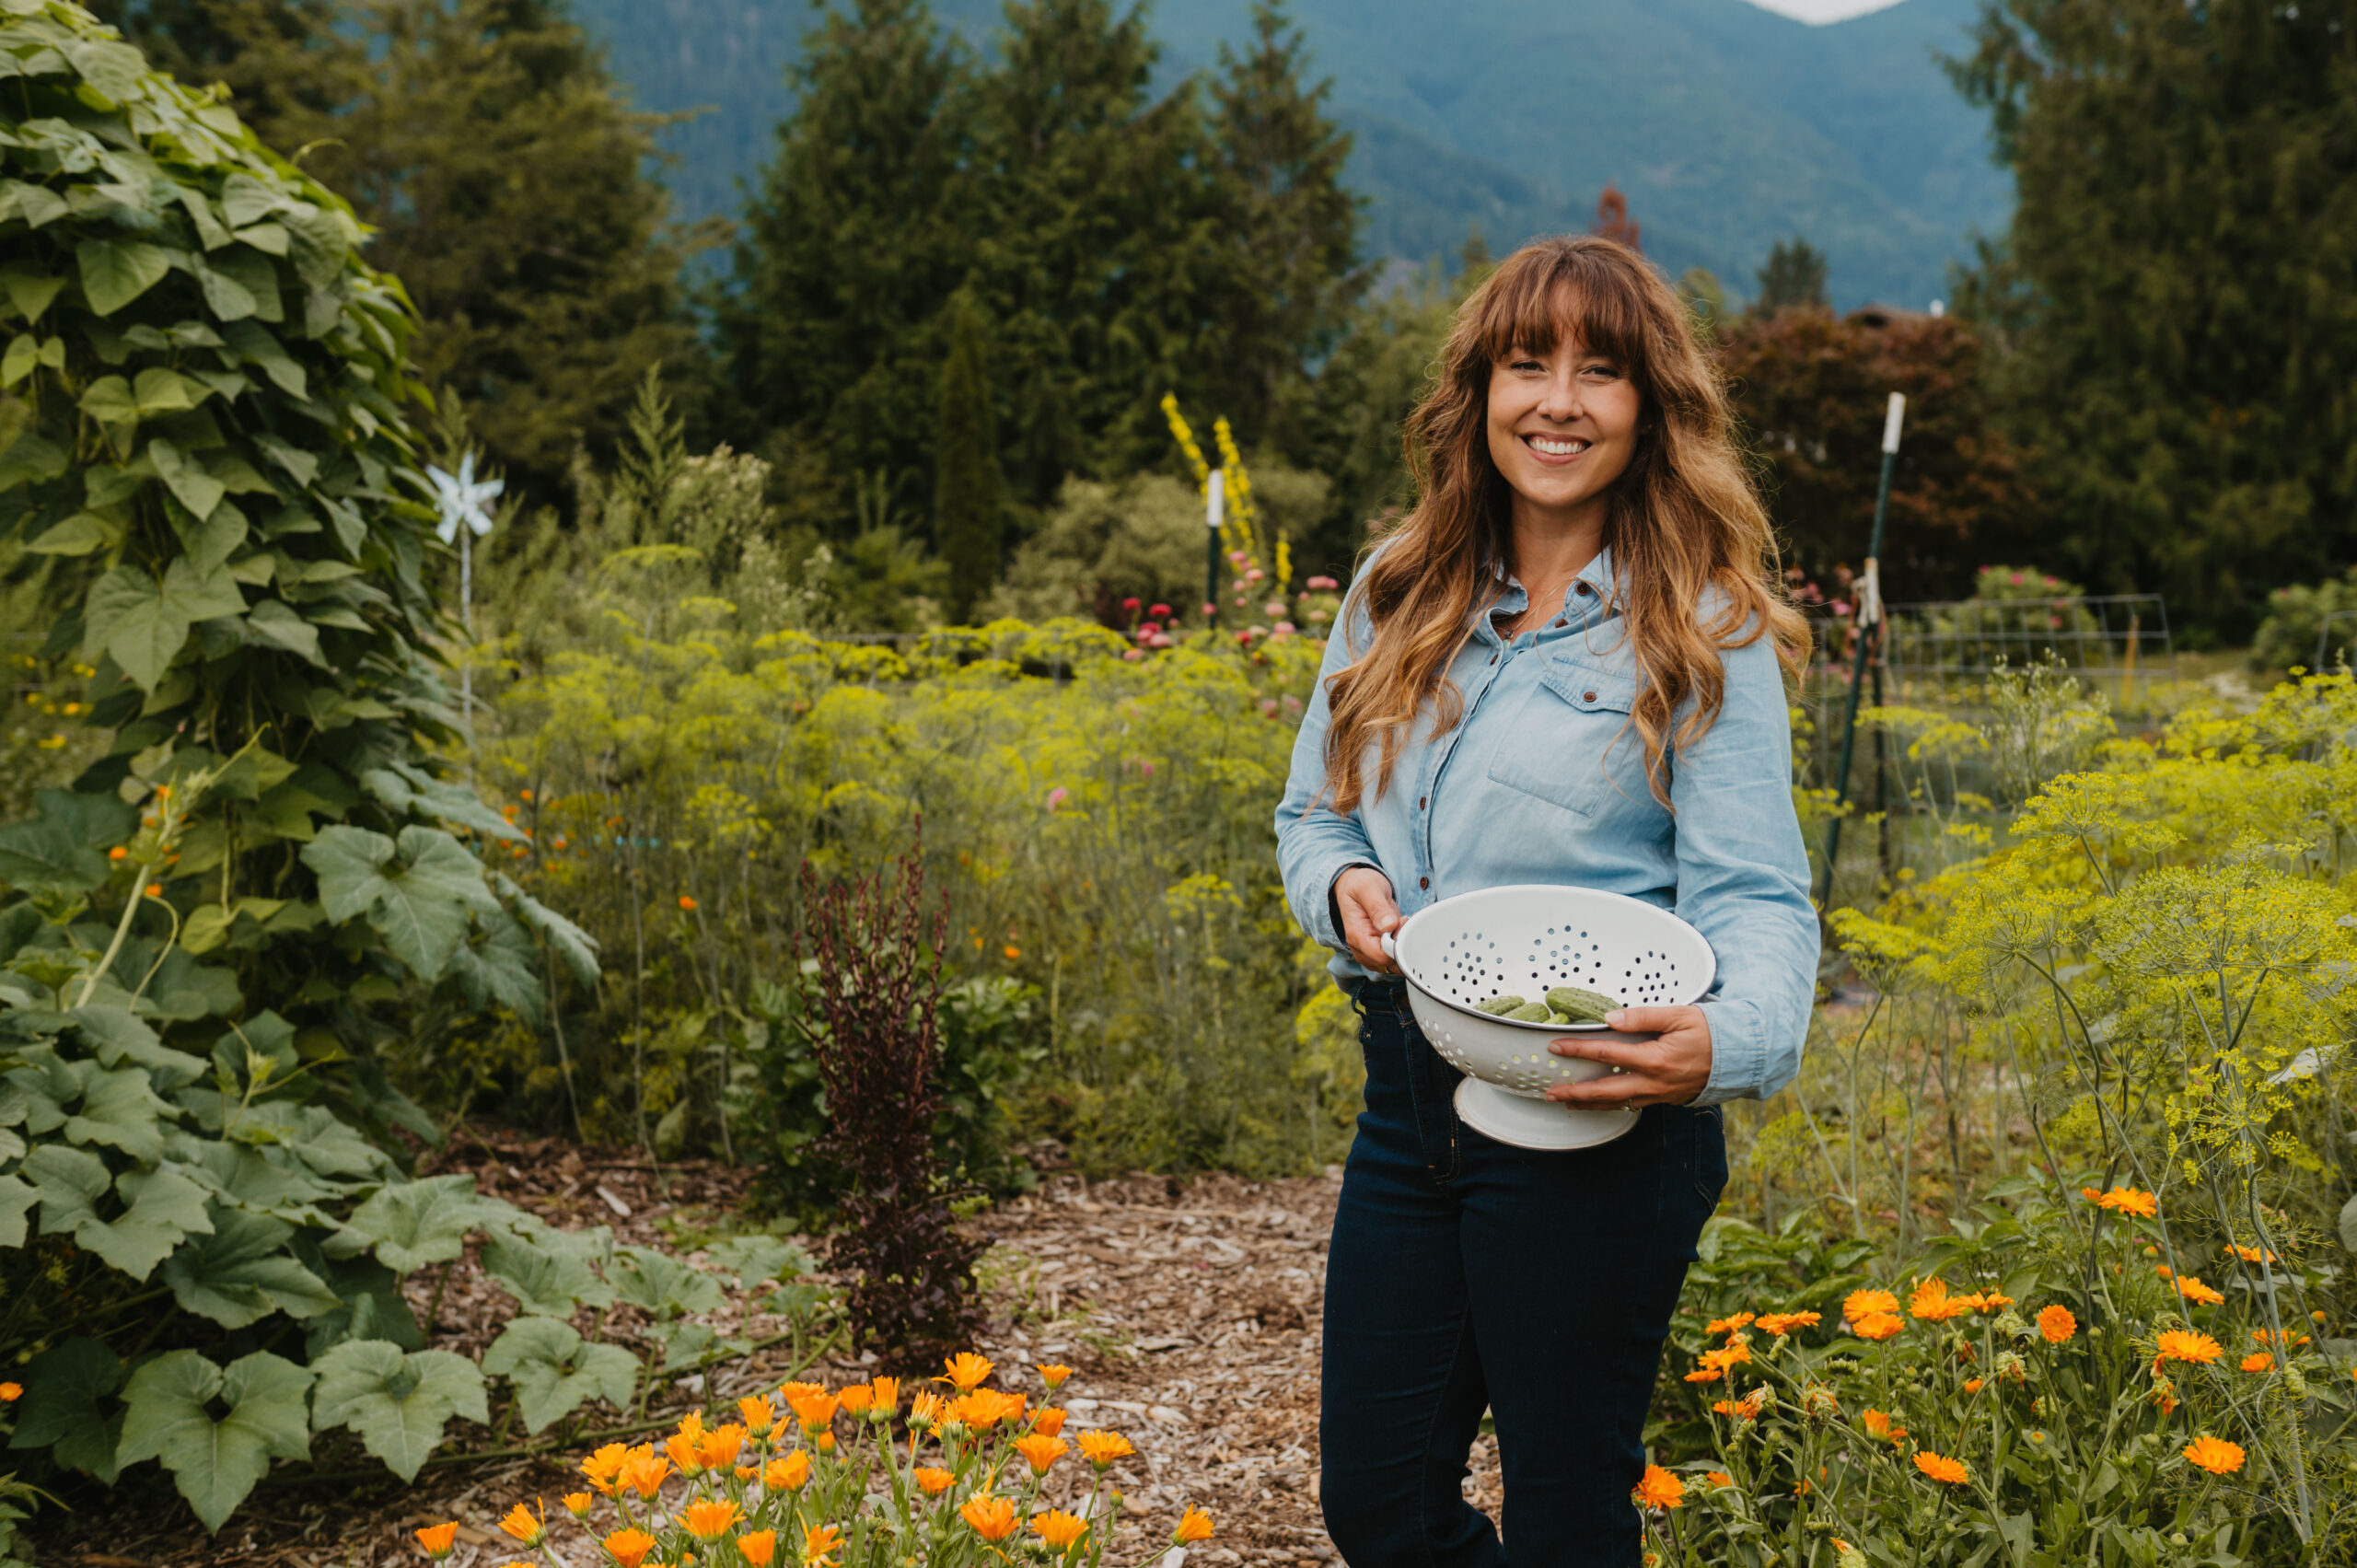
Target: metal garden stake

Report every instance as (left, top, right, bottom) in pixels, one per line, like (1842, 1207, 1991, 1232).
(1205, 469, 1225, 626)
(1817, 392, 1904, 909)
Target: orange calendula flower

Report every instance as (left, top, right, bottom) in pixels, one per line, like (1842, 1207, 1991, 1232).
(1174, 1507, 1214, 1544)
(788, 1391, 840, 1430)
(766, 1451, 811, 1493)
(1077, 1429, 1135, 1469)
(1700, 1341, 1752, 1374)
(0, 1383, 17, 1402)
(582, 1442, 633, 1494)
(838, 1383, 876, 1415)
(2038, 1305, 2077, 1343)
(778, 1379, 827, 1402)
(1913, 1451, 1969, 1485)
(107, 846, 127, 862)
(2226, 1243, 2277, 1265)
(2094, 1186, 2158, 1218)
(738, 1395, 775, 1435)
(736, 1464, 758, 1481)
(802, 1523, 844, 1567)
(1755, 1311, 1822, 1337)
(1706, 1471, 1733, 1489)
(1631, 1464, 1685, 1511)
(679, 894, 698, 911)
(1683, 1366, 1723, 1384)
(2176, 1275, 2226, 1307)
(960, 1495, 1019, 1541)
(908, 1390, 947, 1429)
(2241, 1352, 2275, 1374)
(737, 1529, 778, 1567)
(2154, 1330, 2224, 1367)
(942, 1352, 994, 1389)
(563, 1493, 593, 1519)
(1031, 1509, 1089, 1551)
(1852, 1311, 1905, 1342)
(1909, 1279, 1970, 1322)
(2080, 1185, 2103, 1201)
(1962, 1377, 1984, 1394)
(1016, 1434, 1068, 1474)
(1861, 1409, 1908, 1446)
(913, 1466, 957, 1494)
(698, 1424, 747, 1471)
(2254, 1328, 2311, 1348)
(415, 1522, 459, 1559)
(680, 1499, 742, 1540)
(499, 1500, 546, 1546)
(1709, 1392, 1765, 1421)
(605, 1527, 658, 1568)
(1038, 1364, 1074, 1389)
(2183, 1435, 2247, 1475)
(619, 1450, 671, 1499)
(1032, 1407, 1068, 1437)
(665, 1428, 704, 1476)
(1706, 1312, 1756, 1337)
(868, 1376, 900, 1411)
(1842, 1289, 1899, 1323)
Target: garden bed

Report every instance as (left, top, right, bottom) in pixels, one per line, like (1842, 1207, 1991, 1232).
(24, 1145, 1503, 1567)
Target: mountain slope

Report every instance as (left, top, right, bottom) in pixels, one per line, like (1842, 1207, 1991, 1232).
(572, 0, 2010, 309)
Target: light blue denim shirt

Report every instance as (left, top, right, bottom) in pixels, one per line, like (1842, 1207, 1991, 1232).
(1274, 547, 1819, 1107)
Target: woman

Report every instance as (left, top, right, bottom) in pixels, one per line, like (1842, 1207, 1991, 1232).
(1275, 235, 1818, 1565)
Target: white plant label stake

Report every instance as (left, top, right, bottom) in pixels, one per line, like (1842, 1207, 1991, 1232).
(428, 451, 503, 750)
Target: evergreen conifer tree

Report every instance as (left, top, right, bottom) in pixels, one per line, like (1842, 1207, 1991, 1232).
(1754, 238, 1829, 315)
(934, 293, 1004, 622)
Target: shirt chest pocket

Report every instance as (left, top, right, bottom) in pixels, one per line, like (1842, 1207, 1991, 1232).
(1484, 657, 1645, 819)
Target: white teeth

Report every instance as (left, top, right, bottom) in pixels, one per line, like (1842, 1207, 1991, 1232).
(1529, 436, 1587, 456)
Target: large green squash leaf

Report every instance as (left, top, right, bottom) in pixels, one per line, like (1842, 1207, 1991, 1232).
(609, 1245, 726, 1318)
(309, 1340, 486, 1481)
(301, 825, 498, 980)
(343, 1173, 489, 1272)
(160, 1205, 342, 1327)
(481, 1224, 614, 1318)
(117, 1349, 312, 1531)
(6, 1337, 123, 1481)
(0, 786, 134, 896)
(481, 1317, 636, 1434)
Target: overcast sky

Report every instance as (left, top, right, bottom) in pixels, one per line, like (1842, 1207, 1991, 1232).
(1743, 0, 1909, 20)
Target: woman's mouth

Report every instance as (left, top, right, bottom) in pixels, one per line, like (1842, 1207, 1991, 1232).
(1522, 434, 1590, 461)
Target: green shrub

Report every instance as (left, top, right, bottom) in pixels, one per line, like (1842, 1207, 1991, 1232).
(2250, 564, 2357, 678)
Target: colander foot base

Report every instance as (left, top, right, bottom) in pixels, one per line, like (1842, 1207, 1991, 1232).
(1453, 1078, 1640, 1151)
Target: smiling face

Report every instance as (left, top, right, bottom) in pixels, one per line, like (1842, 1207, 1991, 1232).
(1484, 297, 1644, 536)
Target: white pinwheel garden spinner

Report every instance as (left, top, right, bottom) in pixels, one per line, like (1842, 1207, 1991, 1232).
(427, 450, 503, 743)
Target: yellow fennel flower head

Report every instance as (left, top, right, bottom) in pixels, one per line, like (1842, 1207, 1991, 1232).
(1076, 1429, 1135, 1469)
(736, 1528, 777, 1567)
(1174, 1506, 1214, 1544)
(679, 1499, 742, 1540)
(1841, 1289, 1898, 1323)
(2183, 1435, 2247, 1474)
(2038, 1305, 2077, 1343)
(940, 1352, 993, 1390)
(498, 1499, 546, 1547)
(959, 1494, 1018, 1542)
(1913, 1450, 1969, 1485)
(913, 1466, 956, 1495)
(1030, 1509, 1089, 1551)
(1631, 1464, 1685, 1510)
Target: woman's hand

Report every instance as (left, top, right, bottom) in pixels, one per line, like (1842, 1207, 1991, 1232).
(1334, 866, 1404, 975)
(1543, 1005, 1713, 1109)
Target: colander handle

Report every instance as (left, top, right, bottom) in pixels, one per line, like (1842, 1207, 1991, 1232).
(1378, 932, 1398, 962)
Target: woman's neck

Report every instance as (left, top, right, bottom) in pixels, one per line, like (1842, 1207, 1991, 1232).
(1500, 500, 1608, 632)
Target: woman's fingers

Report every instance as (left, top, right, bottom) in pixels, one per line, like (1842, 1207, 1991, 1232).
(1543, 1004, 1713, 1106)
(1335, 868, 1402, 973)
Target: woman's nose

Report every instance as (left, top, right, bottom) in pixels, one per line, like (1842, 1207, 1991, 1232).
(1538, 374, 1582, 421)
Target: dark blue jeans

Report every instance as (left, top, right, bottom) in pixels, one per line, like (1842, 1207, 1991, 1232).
(1319, 981, 1727, 1567)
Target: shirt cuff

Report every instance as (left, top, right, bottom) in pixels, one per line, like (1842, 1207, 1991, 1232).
(1691, 995, 1766, 1107)
(1323, 862, 1382, 950)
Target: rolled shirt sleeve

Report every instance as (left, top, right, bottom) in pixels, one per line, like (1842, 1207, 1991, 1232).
(1275, 603, 1382, 952)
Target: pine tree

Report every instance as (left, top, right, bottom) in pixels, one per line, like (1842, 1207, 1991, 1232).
(721, 0, 973, 506)
(1951, 0, 2357, 629)
(175, 0, 698, 504)
(935, 293, 1004, 622)
(1754, 238, 1829, 315)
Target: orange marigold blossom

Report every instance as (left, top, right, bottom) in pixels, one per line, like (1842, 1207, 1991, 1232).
(913, 1466, 957, 1495)
(1038, 1364, 1074, 1389)
(1963, 1377, 1984, 1394)
(1032, 1407, 1068, 1437)
(2177, 1275, 2226, 1307)
(620, 1451, 670, 1499)
(960, 1495, 1019, 1541)
(778, 1379, 826, 1402)
(1851, 1312, 1905, 1342)
(2254, 1328, 2310, 1347)
(838, 1383, 875, 1415)
(941, 1353, 993, 1389)
(499, 1500, 546, 1546)
(1174, 1507, 1215, 1545)
(1016, 1434, 1068, 1474)
(1913, 1451, 1969, 1485)
(737, 1529, 778, 1568)
(1032, 1509, 1090, 1551)
(1632, 1464, 1685, 1510)
(2227, 1243, 2278, 1264)
(803, 1523, 844, 1567)
(0, 1383, 18, 1401)
(2038, 1305, 2077, 1343)
(1683, 1366, 1723, 1384)
(736, 1465, 758, 1481)
(562, 1493, 593, 1519)
(908, 1390, 946, 1428)
(738, 1395, 774, 1434)
(1700, 1342, 1751, 1373)
(604, 1528, 658, 1568)
(868, 1376, 900, 1411)
(1706, 1471, 1734, 1488)
(2094, 1186, 2158, 1218)
(680, 1499, 742, 1540)
(1861, 1409, 1907, 1445)
(766, 1451, 811, 1492)
(2154, 1330, 2224, 1366)
(2241, 1352, 2275, 1374)
(679, 894, 697, 911)
(1842, 1289, 1898, 1322)
(581, 1442, 633, 1493)
(665, 1429, 704, 1475)
(1909, 1279, 1970, 1322)
(2183, 1435, 2247, 1475)
(788, 1391, 839, 1429)
(1756, 1311, 1822, 1336)
(415, 1522, 459, 1559)
(1705, 1312, 1755, 1337)
(1077, 1429, 1135, 1468)
(697, 1423, 746, 1470)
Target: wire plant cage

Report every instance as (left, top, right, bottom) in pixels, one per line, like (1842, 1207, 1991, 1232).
(1877, 593, 2173, 707)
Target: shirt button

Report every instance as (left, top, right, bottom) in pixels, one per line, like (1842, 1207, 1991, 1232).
(1419, 877, 1430, 889)
(1575, 582, 1593, 596)
(1488, 654, 1497, 665)
(1418, 796, 1427, 809)
(1553, 619, 1566, 628)
(1584, 690, 1598, 703)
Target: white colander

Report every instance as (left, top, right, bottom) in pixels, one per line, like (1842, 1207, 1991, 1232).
(1376, 884, 1717, 1150)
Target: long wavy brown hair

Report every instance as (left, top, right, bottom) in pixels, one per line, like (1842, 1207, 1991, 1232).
(1321, 234, 1808, 814)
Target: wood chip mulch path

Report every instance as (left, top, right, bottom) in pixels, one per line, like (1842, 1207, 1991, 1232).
(23, 1141, 1508, 1567)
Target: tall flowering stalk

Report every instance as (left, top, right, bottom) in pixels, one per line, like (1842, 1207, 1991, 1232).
(1158, 392, 1284, 592)
(446, 1356, 1213, 1568)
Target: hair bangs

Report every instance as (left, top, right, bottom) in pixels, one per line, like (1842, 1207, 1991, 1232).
(1471, 241, 1653, 381)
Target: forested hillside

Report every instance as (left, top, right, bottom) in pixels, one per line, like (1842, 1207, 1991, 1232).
(573, 0, 2011, 308)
